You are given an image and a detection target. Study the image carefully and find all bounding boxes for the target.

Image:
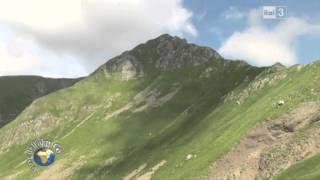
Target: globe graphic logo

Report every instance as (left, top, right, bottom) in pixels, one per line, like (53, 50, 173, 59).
(33, 148, 55, 166)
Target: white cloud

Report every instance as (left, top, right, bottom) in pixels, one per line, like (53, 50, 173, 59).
(222, 6, 245, 20)
(219, 8, 320, 66)
(0, 39, 40, 76)
(0, 33, 86, 77)
(0, 0, 196, 77)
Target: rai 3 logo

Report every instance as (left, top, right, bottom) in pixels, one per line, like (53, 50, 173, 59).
(263, 6, 287, 19)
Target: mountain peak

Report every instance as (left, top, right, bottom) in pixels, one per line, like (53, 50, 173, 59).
(97, 34, 222, 80)
(271, 62, 286, 71)
(155, 33, 188, 44)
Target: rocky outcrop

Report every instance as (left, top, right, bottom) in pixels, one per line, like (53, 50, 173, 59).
(101, 52, 144, 80)
(209, 102, 320, 180)
(154, 34, 221, 70)
(225, 68, 287, 105)
(95, 34, 223, 79)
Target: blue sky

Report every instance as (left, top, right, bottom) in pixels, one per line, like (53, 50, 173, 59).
(183, 0, 320, 64)
(0, 0, 319, 77)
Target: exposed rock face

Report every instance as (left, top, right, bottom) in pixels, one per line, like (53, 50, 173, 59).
(209, 102, 320, 180)
(132, 83, 181, 112)
(102, 52, 143, 80)
(270, 62, 286, 72)
(225, 69, 287, 105)
(96, 34, 222, 79)
(154, 34, 221, 70)
(0, 76, 80, 128)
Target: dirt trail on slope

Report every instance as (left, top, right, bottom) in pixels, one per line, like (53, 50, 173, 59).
(209, 102, 320, 180)
(136, 160, 167, 180)
(123, 164, 147, 180)
(123, 160, 167, 180)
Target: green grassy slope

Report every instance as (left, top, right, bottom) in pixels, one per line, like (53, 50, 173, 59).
(0, 35, 319, 179)
(0, 76, 80, 127)
(276, 154, 320, 180)
(0, 59, 263, 179)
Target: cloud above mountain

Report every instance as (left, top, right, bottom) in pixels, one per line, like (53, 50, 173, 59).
(0, 0, 196, 77)
(219, 8, 320, 66)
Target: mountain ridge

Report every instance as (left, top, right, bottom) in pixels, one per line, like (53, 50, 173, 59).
(0, 34, 319, 180)
(0, 76, 81, 128)
(95, 34, 224, 80)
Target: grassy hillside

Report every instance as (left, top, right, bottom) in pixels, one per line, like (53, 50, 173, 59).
(0, 76, 80, 128)
(0, 35, 319, 180)
(276, 154, 320, 180)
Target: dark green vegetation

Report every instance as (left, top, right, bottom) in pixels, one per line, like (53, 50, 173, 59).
(0, 76, 80, 127)
(0, 34, 319, 179)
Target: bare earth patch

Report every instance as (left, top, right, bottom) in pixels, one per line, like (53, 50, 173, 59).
(123, 160, 167, 180)
(136, 160, 167, 180)
(35, 159, 83, 180)
(209, 102, 320, 180)
(123, 163, 147, 180)
(133, 85, 180, 113)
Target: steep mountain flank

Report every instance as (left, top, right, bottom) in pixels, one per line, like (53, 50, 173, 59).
(0, 76, 80, 128)
(0, 34, 319, 180)
(210, 102, 320, 179)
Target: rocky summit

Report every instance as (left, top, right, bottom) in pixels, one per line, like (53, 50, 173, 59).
(0, 34, 320, 180)
(97, 34, 222, 80)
